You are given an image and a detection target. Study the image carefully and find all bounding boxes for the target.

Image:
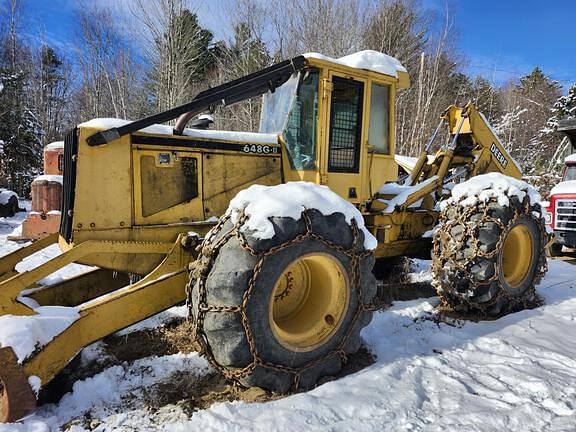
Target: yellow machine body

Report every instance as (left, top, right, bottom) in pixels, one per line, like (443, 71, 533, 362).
(0, 52, 523, 423)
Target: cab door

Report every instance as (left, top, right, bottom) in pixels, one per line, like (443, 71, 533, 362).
(322, 72, 368, 203)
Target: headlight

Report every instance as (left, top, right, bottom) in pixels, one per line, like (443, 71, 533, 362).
(544, 211, 553, 225)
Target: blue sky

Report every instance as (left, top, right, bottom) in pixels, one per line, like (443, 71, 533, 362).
(15, 0, 576, 90)
(440, 0, 575, 87)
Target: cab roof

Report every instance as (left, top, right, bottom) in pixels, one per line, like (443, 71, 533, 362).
(303, 50, 410, 88)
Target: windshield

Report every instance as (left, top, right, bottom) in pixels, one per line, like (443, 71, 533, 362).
(259, 73, 300, 134)
(260, 69, 320, 171)
(565, 165, 576, 181)
(284, 70, 319, 170)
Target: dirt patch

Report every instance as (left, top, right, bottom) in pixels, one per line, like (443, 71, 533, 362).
(159, 320, 201, 355)
(104, 326, 180, 363)
(40, 319, 190, 405)
(143, 370, 276, 415)
(432, 292, 544, 322)
(143, 344, 375, 415)
(42, 313, 377, 417)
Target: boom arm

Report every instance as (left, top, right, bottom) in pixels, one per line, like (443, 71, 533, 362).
(407, 103, 521, 189)
(460, 103, 522, 179)
(377, 103, 522, 214)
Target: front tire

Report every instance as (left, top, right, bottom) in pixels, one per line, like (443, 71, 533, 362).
(188, 208, 376, 393)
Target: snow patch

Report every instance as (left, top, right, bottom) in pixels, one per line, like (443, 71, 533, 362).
(379, 176, 438, 213)
(226, 182, 377, 250)
(79, 118, 279, 144)
(28, 376, 41, 397)
(0, 306, 79, 362)
(33, 174, 63, 185)
(550, 180, 576, 196)
(440, 173, 541, 210)
(197, 114, 214, 122)
(304, 50, 407, 78)
(0, 189, 17, 205)
(45, 141, 64, 151)
(116, 305, 188, 336)
(394, 154, 418, 171)
(9, 353, 210, 431)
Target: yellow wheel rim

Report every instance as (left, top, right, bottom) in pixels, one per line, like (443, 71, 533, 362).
(269, 253, 349, 352)
(501, 224, 533, 288)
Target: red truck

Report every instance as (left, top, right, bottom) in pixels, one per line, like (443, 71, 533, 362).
(545, 119, 576, 255)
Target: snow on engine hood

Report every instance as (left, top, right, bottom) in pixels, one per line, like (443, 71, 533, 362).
(550, 180, 576, 196)
(79, 118, 279, 145)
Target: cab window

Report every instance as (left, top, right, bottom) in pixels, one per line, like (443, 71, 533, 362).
(284, 70, 319, 170)
(565, 165, 576, 181)
(368, 83, 390, 154)
(328, 77, 364, 173)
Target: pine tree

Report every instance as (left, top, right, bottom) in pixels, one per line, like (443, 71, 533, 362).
(33, 45, 70, 143)
(212, 23, 271, 131)
(146, 6, 218, 111)
(494, 67, 562, 174)
(0, 69, 43, 195)
(546, 83, 576, 131)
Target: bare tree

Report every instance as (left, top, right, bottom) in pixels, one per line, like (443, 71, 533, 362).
(31, 45, 73, 143)
(268, 0, 365, 59)
(130, 0, 216, 111)
(362, 0, 428, 66)
(73, 3, 144, 122)
(368, 0, 460, 155)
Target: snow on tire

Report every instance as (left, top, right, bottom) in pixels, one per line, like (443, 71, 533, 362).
(188, 183, 377, 393)
(432, 173, 549, 317)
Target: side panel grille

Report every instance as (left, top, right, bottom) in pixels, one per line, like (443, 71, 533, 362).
(59, 128, 78, 242)
(555, 199, 576, 231)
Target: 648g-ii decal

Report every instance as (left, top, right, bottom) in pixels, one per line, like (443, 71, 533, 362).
(243, 144, 279, 154)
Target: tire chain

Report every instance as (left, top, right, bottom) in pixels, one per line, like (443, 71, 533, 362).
(185, 210, 375, 392)
(432, 196, 551, 317)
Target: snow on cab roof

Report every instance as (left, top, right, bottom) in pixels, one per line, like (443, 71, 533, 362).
(565, 153, 576, 164)
(304, 50, 407, 78)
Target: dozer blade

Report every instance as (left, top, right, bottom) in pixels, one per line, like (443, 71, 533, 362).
(0, 347, 36, 423)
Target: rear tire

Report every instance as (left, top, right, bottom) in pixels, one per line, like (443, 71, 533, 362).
(189, 208, 376, 392)
(549, 242, 563, 257)
(432, 193, 548, 317)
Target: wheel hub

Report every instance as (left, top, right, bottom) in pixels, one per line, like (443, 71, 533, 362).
(501, 223, 534, 289)
(270, 253, 349, 352)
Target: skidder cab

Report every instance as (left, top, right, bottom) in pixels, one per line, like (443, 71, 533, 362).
(0, 51, 549, 422)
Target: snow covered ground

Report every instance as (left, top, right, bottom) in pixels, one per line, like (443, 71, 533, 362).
(1, 206, 576, 431)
